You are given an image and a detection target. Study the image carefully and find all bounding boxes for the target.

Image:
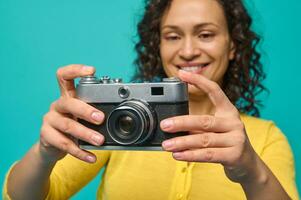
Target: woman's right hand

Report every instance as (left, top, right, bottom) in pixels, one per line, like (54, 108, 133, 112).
(39, 64, 105, 164)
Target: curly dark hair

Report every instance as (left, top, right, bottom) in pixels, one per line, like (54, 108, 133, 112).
(132, 0, 266, 117)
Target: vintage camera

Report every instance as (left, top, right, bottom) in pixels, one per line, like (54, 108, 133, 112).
(76, 75, 189, 150)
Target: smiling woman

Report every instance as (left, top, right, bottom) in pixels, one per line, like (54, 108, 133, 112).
(133, 0, 265, 116)
(2, 0, 300, 200)
(159, 0, 235, 108)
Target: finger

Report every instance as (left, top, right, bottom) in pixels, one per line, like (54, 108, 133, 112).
(160, 115, 242, 133)
(162, 133, 235, 152)
(178, 70, 238, 117)
(56, 64, 95, 97)
(40, 124, 97, 163)
(54, 97, 105, 124)
(171, 147, 233, 164)
(44, 111, 104, 146)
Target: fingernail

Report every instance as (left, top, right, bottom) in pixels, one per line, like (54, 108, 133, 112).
(91, 134, 103, 145)
(91, 112, 104, 122)
(86, 155, 96, 163)
(82, 65, 94, 72)
(161, 119, 173, 129)
(162, 140, 174, 149)
(173, 152, 183, 159)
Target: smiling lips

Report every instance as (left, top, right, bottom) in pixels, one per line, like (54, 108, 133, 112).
(177, 63, 210, 73)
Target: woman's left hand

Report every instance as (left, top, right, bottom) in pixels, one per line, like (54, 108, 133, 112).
(161, 70, 259, 183)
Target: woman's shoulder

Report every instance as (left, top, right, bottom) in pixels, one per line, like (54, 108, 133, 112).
(240, 113, 290, 155)
(240, 113, 281, 137)
(240, 113, 273, 129)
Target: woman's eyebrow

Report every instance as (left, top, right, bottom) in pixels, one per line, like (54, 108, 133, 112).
(193, 22, 219, 30)
(161, 25, 181, 32)
(161, 22, 219, 32)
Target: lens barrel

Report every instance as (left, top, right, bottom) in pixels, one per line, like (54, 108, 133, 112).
(107, 100, 156, 145)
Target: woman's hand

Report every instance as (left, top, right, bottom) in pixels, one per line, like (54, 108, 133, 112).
(39, 64, 105, 164)
(160, 70, 260, 183)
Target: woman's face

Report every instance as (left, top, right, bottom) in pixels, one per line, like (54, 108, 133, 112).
(160, 0, 235, 96)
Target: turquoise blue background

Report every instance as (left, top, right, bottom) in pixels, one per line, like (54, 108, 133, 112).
(0, 0, 300, 199)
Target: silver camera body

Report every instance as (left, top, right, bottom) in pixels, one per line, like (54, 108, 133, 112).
(76, 76, 189, 151)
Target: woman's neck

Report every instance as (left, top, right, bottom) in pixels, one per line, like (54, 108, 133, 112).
(188, 94, 215, 116)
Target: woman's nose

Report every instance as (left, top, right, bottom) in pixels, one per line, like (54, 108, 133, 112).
(178, 38, 201, 60)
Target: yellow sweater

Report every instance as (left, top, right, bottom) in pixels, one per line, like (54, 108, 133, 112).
(3, 115, 300, 199)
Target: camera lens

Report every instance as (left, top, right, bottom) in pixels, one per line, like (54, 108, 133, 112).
(117, 115, 135, 135)
(107, 100, 156, 145)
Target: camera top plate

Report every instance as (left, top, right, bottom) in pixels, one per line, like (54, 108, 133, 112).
(76, 76, 188, 103)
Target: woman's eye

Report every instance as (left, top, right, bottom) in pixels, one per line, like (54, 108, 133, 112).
(165, 35, 180, 41)
(199, 33, 215, 41)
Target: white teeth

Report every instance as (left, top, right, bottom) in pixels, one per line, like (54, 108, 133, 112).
(182, 66, 200, 72)
(181, 64, 208, 72)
